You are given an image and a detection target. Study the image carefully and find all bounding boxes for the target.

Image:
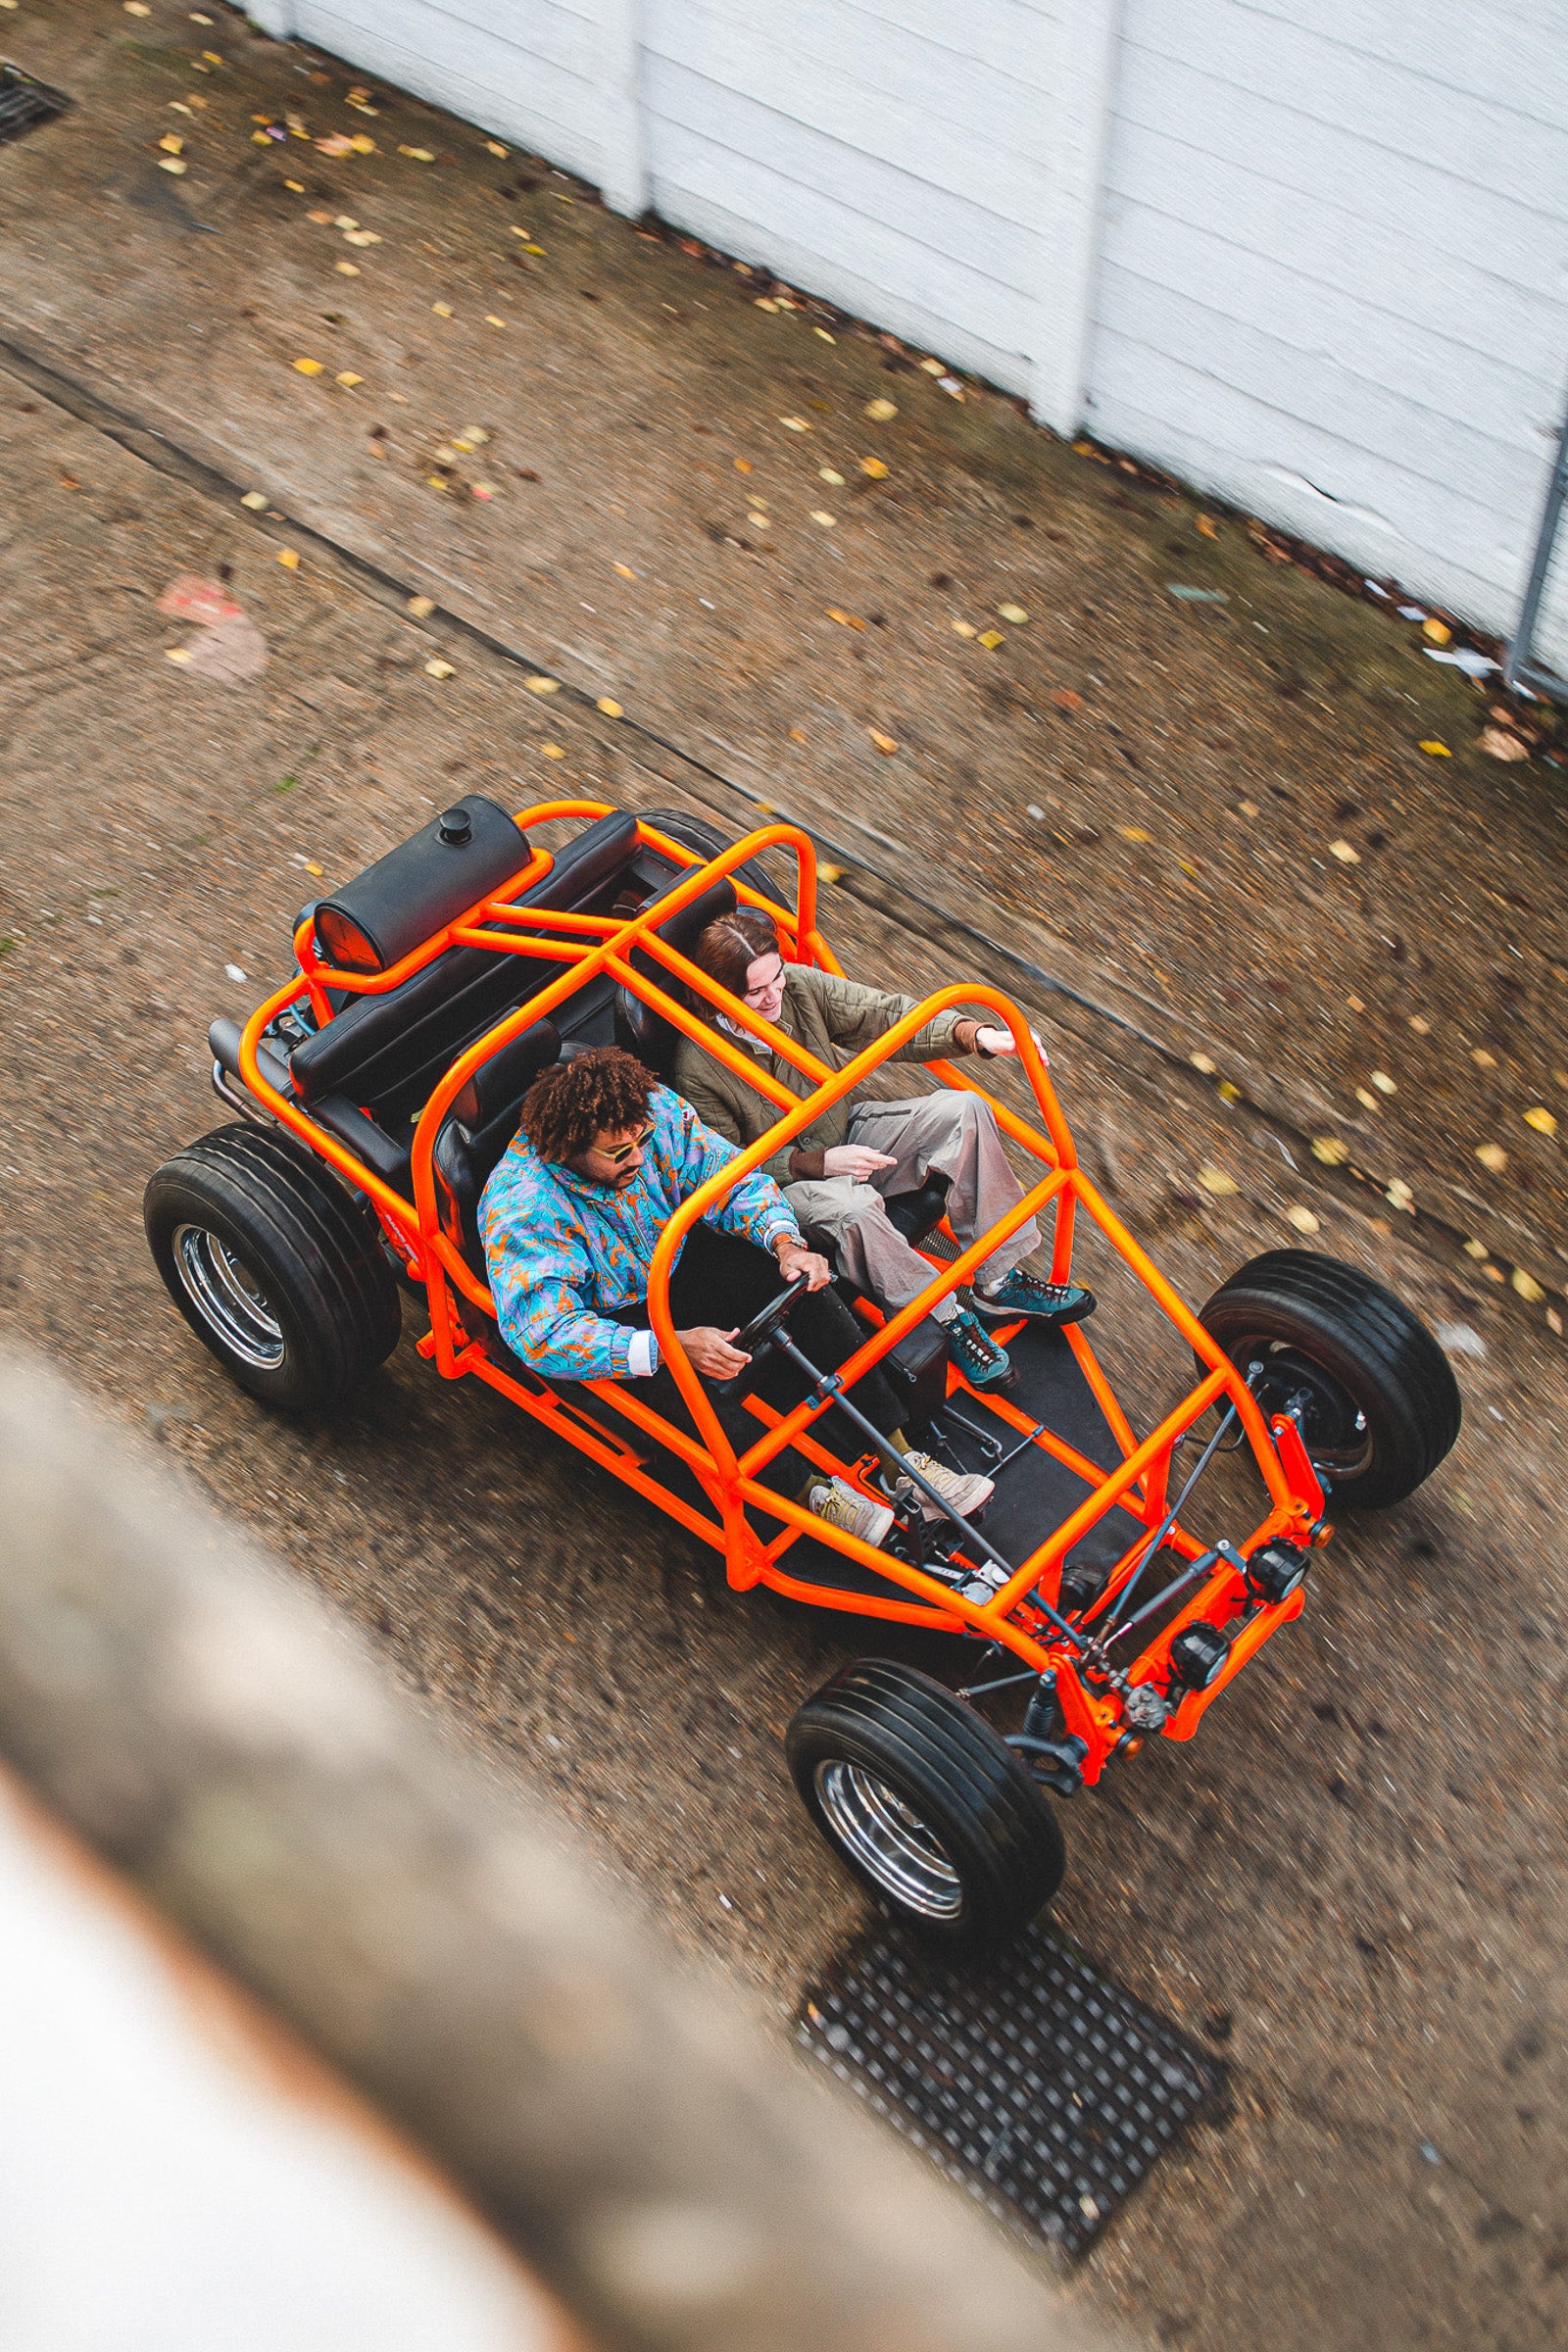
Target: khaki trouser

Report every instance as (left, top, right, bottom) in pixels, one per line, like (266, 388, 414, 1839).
(784, 1092, 1040, 1311)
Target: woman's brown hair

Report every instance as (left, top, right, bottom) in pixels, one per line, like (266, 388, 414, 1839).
(687, 906, 780, 1014)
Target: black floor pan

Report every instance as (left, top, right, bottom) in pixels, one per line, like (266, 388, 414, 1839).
(936, 1323, 1149, 1579)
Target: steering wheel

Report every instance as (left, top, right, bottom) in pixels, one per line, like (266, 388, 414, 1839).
(712, 1274, 809, 1396)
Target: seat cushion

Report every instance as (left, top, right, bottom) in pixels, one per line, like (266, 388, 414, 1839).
(291, 810, 638, 1121)
(612, 875, 738, 1076)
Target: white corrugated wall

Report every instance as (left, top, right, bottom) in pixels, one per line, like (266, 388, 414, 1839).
(247, 0, 1568, 661)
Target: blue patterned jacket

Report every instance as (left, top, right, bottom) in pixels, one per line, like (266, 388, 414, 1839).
(478, 1084, 803, 1380)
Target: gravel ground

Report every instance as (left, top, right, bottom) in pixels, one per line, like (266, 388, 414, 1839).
(1, 8, 1565, 2349)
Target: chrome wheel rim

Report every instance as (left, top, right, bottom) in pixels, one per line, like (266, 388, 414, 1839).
(171, 1224, 285, 1369)
(813, 1759, 963, 1920)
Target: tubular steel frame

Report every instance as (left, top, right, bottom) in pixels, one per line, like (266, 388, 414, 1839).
(235, 803, 1327, 1785)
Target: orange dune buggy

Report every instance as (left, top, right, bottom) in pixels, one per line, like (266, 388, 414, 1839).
(145, 800, 1460, 1954)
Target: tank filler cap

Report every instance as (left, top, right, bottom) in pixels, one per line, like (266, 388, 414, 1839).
(437, 806, 473, 845)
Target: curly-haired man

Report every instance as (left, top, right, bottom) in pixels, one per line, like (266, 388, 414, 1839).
(478, 1046, 991, 1543)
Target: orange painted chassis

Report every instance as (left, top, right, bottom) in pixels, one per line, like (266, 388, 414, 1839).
(237, 804, 1329, 1785)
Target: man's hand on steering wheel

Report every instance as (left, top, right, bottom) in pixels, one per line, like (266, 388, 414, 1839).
(773, 1233, 832, 1291)
(677, 1326, 754, 1379)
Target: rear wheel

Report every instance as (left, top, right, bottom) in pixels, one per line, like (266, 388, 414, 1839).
(1199, 1249, 1459, 1509)
(786, 1659, 1064, 1957)
(636, 806, 796, 911)
(145, 1124, 400, 1412)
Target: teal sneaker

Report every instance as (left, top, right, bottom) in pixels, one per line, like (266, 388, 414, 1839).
(972, 1270, 1096, 1328)
(945, 1306, 1011, 1389)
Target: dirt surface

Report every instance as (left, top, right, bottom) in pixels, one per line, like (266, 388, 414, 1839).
(1, 7, 1566, 2350)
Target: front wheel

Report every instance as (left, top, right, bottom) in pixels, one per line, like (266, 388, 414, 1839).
(145, 1124, 400, 1412)
(1199, 1249, 1460, 1509)
(786, 1660, 1065, 1957)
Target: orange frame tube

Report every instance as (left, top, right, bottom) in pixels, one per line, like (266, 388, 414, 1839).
(232, 804, 1324, 1786)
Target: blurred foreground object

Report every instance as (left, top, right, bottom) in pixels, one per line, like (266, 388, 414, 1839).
(0, 1357, 1107, 2352)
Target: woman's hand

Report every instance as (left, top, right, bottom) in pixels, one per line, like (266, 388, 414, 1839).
(974, 1023, 1049, 1064)
(678, 1326, 753, 1379)
(821, 1143, 899, 1182)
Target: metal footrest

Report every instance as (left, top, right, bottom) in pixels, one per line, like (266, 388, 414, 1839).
(798, 1919, 1225, 2256)
(0, 63, 71, 145)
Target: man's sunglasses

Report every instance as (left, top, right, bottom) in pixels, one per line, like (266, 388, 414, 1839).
(599, 1123, 655, 1166)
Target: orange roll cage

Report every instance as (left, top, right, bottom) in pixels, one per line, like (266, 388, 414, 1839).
(235, 804, 1327, 1785)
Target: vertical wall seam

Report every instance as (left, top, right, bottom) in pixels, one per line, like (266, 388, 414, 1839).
(600, 0, 649, 219)
(1032, 0, 1122, 438)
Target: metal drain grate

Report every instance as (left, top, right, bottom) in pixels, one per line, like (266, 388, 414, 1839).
(0, 63, 71, 146)
(799, 1919, 1225, 2256)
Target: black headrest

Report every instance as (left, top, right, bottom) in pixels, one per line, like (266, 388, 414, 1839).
(449, 1018, 560, 1129)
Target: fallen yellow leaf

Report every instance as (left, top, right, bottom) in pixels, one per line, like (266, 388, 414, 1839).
(788, 727, 808, 743)
(522, 242, 545, 256)
(826, 608, 865, 630)
(814, 326, 836, 344)
(292, 357, 323, 375)
(542, 743, 565, 759)
(123, 2, 150, 14)
(1190, 1053, 1217, 1075)
(779, 416, 810, 432)
(158, 157, 188, 174)
(1284, 1204, 1319, 1235)
(276, 549, 301, 569)
(165, 646, 192, 664)
(1386, 1179, 1414, 1210)
(1197, 514, 1218, 538)
(284, 178, 305, 192)
(734, 458, 753, 472)
(1462, 1238, 1489, 1259)
(426, 476, 449, 491)
(612, 563, 638, 579)
(424, 659, 455, 679)
(1198, 1165, 1239, 1196)
(818, 467, 845, 486)
(951, 619, 976, 638)
(1419, 739, 1451, 757)
(399, 145, 435, 161)
(1354, 1087, 1380, 1111)
(977, 629, 1004, 650)
(810, 510, 837, 527)
(240, 490, 268, 510)
(998, 603, 1029, 624)
(1475, 1143, 1507, 1173)
(1311, 1135, 1349, 1166)
(1472, 1047, 1496, 1067)
(335, 262, 361, 276)
(1422, 618, 1451, 645)
(864, 398, 898, 421)
(525, 676, 559, 694)
(1371, 1070, 1396, 1094)
(431, 302, 454, 318)
(1117, 826, 1152, 844)
(407, 595, 435, 617)
(818, 862, 844, 884)
(859, 457, 889, 478)
(306, 860, 323, 877)
(484, 314, 506, 327)
(597, 697, 624, 718)
(335, 371, 363, 388)
(754, 297, 779, 312)
(485, 140, 508, 157)
(919, 358, 944, 375)
(1328, 839, 1360, 863)
(159, 132, 184, 154)
(342, 228, 380, 246)
(349, 135, 376, 154)
(869, 730, 899, 755)
(1524, 1105, 1558, 1136)
(1216, 1081, 1242, 1104)
(1512, 1267, 1545, 1302)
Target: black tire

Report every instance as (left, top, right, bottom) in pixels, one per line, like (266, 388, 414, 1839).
(636, 806, 797, 912)
(144, 1124, 401, 1412)
(1199, 1249, 1460, 1510)
(786, 1659, 1064, 1957)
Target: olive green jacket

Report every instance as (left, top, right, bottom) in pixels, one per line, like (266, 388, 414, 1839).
(668, 964, 971, 1186)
